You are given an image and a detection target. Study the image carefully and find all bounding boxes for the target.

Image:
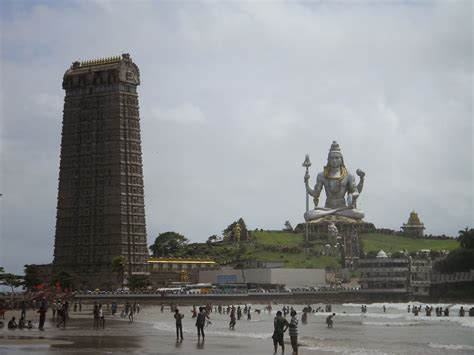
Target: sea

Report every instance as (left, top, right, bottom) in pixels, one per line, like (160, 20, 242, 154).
(1, 301, 473, 354)
(141, 301, 474, 354)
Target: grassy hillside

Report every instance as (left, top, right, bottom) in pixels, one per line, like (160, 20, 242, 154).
(359, 233, 459, 253)
(242, 249, 340, 269)
(181, 230, 458, 270)
(252, 230, 304, 246)
(247, 230, 338, 268)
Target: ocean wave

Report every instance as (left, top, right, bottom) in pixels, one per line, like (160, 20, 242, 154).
(151, 321, 272, 339)
(460, 320, 474, 328)
(362, 321, 421, 326)
(306, 345, 390, 354)
(341, 302, 474, 311)
(429, 343, 474, 351)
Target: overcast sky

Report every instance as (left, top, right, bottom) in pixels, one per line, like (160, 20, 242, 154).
(0, 0, 472, 275)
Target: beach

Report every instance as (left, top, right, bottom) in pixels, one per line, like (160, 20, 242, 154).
(1, 302, 474, 354)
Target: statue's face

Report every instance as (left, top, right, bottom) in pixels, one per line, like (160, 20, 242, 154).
(328, 152, 343, 168)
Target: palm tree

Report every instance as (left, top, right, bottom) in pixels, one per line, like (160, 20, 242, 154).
(111, 256, 125, 290)
(458, 227, 474, 249)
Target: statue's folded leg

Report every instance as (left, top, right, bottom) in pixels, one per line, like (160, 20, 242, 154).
(305, 207, 364, 221)
(337, 209, 365, 219)
(304, 208, 338, 221)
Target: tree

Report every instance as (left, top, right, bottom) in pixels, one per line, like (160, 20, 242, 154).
(149, 232, 188, 257)
(23, 264, 43, 291)
(127, 274, 151, 290)
(434, 248, 474, 273)
(391, 251, 406, 258)
(206, 235, 220, 244)
(458, 227, 474, 249)
(112, 256, 126, 290)
(50, 271, 74, 291)
(364, 250, 378, 259)
(0, 272, 24, 292)
(284, 221, 293, 232)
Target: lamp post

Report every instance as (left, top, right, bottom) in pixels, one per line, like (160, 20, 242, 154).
(302, 154, 311, 251)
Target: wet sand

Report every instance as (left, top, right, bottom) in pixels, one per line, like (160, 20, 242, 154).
(0, 309, 270, 354)
(2, 303, 474, 354)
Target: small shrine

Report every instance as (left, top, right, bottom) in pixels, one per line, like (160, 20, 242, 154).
(401, 210, 425, 238)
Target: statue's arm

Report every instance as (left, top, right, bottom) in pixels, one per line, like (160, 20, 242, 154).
(304, 172, 315, 197)
(347, 174, 359, 208)
(312, 173, 324, 207)
(356, 169, 365, 193)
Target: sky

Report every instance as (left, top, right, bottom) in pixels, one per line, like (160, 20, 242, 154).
(0, 0, 472, 275)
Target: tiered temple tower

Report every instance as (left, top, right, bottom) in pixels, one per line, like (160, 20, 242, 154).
(401, 210, 425, 238)
(53, 54, 149, 289)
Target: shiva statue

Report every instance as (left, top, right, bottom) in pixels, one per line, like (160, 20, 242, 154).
(304, 141, 365, 221)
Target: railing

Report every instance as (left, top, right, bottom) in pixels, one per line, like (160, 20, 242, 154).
(359, 277, 406, 282)
(431, 270, 474, 284)
(360, 267, 409, 273)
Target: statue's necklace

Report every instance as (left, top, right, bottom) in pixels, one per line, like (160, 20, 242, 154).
(324, 166, 348, 194)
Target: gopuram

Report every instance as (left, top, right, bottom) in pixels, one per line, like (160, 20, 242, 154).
(52, 54, 149, 289)
(298, 141, 375, 267)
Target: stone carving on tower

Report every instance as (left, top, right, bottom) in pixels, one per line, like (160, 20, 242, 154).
(53, 54, 149, 289)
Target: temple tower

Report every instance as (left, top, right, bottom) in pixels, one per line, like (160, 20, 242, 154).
(401, 210, 425, 238)
(53, 54, 149, 289)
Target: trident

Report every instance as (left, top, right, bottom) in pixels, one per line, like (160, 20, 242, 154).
(302, 154, 311, 250)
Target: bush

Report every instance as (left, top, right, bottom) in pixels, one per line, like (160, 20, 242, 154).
(434, 248, 474, 273)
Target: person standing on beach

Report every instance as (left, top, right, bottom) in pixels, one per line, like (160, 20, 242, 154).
(326, 313, 335, 328)
(301, 310, 308, 324)
(52, 300, 58, 320)
(289, 309, 299, 354)
(229, 307, 236, 330)
(99, 305, 105, 329)
(174, 309, 184, 340)
(20, 301, 27, 320)
(56, 303, 67, 328)
(38, 299, 47, 330)
(93, 303, 100, 329)
(272, 311, 289, 354)
(196, 307, 206, 340)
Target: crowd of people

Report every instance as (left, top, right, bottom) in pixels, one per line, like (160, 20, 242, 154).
(2, 298, 473, 354)
(165, 303, 334, 355)
(406, 303, 473, 317)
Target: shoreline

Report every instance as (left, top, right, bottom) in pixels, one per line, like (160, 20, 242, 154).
(0, 308, 272, 354)
(1, 303, 473, 354)
(71, 292, 474, 304)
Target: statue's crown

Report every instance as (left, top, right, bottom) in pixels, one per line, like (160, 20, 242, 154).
(329, 141, 341, 153)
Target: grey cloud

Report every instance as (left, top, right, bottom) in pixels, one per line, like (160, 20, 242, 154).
(0, 1, 472, 275)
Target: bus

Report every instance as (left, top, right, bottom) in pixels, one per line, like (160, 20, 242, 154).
(184, 283, 213, 294)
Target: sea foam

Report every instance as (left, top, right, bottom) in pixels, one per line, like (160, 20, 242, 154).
(429, 343, 474, 351)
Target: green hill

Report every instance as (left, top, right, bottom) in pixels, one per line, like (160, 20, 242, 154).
(180, 230, 458, 270)
(359, 233, 458, 253)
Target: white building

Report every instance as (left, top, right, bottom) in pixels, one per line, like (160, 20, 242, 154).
(199, 268, 326, 288)
(359, 250, 433, 295)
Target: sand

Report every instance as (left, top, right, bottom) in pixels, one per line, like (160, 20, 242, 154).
(0, 308, 270, 354)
